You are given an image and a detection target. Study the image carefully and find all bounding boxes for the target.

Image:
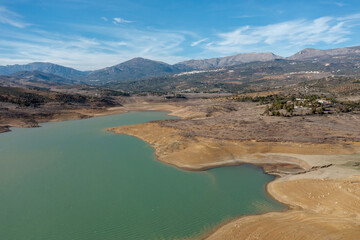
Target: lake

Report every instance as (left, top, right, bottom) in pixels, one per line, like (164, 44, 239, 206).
(0, 111, 285, 240)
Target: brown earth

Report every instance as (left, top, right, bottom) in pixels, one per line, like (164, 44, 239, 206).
(109, 98, 360, 240)
(109, 122, 360, 171)
(206, 178, 360, 240)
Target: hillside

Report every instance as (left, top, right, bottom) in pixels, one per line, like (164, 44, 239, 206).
(10, 71, 78, 84)
(288, 46, 360, 64)
(83, 57, 190, 83)
(107, 59, 360, 94)
(0, 62, 88, 79)
(0, 71, 80, 91)
(176, 52, 282, 70)
(2, 45, 360, 85)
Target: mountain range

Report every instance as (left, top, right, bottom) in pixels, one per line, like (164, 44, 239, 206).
(0, 62, 88, 79)
(1, 45, 360, 84)
(289, 46, 360, 60)
(10, 71, 78, 84)
(0, 70, 80, 90)
(85, 57, 192, 83)
(176, 52, 282, 70)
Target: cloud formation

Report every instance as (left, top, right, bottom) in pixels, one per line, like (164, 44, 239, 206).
(113, 17, 132, 24)
(0, 6, 29, 28)
(1, 5, 360, 70)
(191, 38, 208, 47)
(0, 24, 189, 70)
(204, 15, 359, 55)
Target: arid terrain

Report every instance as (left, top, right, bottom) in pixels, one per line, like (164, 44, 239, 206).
(1, 46, 360, 239)
(4, 0, 360, 238)
(108, 97, 360, 240)
(2, 77, 360, 239)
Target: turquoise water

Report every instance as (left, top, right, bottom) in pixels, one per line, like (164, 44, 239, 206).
(0, 112, 285, 240)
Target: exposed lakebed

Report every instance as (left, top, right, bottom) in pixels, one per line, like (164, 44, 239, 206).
(0, 111, 285, 239)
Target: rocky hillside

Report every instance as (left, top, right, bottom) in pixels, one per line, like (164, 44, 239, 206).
(2, 45, 360, 84)
(0, 62, 88, 79)
(176, 52, 282, 70)
(289, 46, 360, 62)
(10, 71, 77, 84)
(84, 57, 191, 83)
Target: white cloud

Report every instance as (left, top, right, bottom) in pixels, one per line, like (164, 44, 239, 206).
(205, 15, 358, 55)
(101, 17, 108, 22)
(191, 38, 208, 47)
(2, 10, 360, 70)
(0, 6, 30, 28)
(113, 17, 132, 24)
(0, 25, 189, 70)
(337, 13, 360, 21)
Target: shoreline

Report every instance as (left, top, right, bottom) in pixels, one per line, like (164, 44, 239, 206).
(0, 102, 186, 134)
(2, 102, 360, 239)
(194, 169, 291, 240)
(108, 105, 360, 239)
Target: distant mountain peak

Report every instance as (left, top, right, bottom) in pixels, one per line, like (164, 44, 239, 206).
(128, 57, 148, 61)
(289, 45, 360, 60)
(2, 45, 360, 84)
(0, 62, 87, 79)
(176, 52, 282, 70)
(7, 70, 76, 85)
(119, 57, 169, 66)
(85, 57, 178, 83)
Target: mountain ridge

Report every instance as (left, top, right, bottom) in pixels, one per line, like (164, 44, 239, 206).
(177, 52, 283, 70)
(0, 62, 88, 79)
(10, 70, 77, 85)
(288, 45, 360, 60)
(2, 45, 360, 83)
(84, 57, 193, 83)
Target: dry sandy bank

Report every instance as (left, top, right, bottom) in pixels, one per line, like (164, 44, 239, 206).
(109, 119, 360, 240)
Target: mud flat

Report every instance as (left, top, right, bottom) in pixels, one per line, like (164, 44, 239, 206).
(109, 107, 360, 240)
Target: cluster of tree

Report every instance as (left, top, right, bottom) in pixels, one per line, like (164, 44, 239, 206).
(230, 94, 300, 104)
(228, 92, 360, 117)
(263, 101, 295, 116)
(0, 86, 123, 108)
(164, 94, 187, 100)
(0, 87, 46, 107)
(54, 94, 87, 104)
(332, 100, 360, 113)
(98, 89, 130, 97)
(297, 76, 360, 96)
(0, 92, 45, 107)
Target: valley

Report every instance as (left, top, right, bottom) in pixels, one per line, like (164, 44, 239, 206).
(1, 45, 360, 240)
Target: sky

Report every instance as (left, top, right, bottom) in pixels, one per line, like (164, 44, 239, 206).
(1, 0, 360, 70)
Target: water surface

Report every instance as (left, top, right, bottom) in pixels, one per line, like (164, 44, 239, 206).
(0, 112, 285, 239)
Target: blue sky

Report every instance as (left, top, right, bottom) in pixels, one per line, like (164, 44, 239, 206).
(1, 0, 360, 70)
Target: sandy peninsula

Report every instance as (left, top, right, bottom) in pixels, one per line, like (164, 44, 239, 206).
(109, 99, 360, 240)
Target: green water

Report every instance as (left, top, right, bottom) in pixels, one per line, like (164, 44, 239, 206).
(0, 111, 285, 240)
